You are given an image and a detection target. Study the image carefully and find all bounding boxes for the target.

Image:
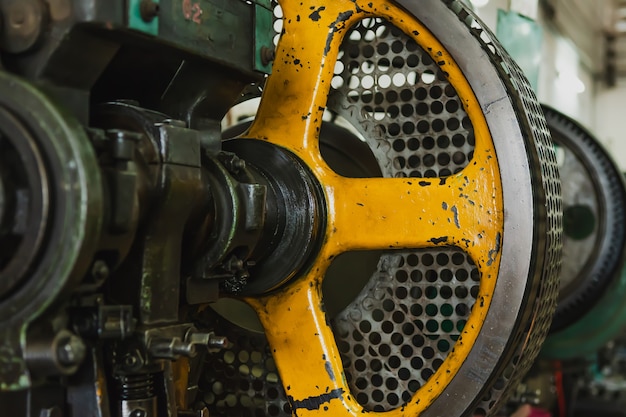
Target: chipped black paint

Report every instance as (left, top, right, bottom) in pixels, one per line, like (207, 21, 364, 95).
(288, 388, 344, 410)
(323, 10, 355, 55)
(325, 360, 336, 381)
(429, 236, 448, 245)
(309, 6, 326, 21)
(451, 205, 460, 229)
(486, 232, 501, 266)
(442, 202, 448, 210)
(419, 181, 431, 186)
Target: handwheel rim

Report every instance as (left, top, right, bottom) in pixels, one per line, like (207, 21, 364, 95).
(207, 1, 561, 416)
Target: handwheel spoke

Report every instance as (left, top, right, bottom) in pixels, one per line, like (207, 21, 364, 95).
(326, 158, 503, 265)
(247, 0, 363, 157)
(250, 277, 361, 416)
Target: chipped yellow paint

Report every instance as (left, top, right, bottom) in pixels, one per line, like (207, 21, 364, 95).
(172, 357, 191, 409)
(245, 0, 503, 415)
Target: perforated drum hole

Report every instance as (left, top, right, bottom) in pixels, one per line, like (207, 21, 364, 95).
(456, 268, 469, 281)
(421, 71, 436, 84)
(425, 270, 437, 282)
(470, 285, 479, 297)
(352, 330, 364, 342)
(456, 304, 469, 315)
(456, 320, 467, 332)
(267, 405, 280, 417)
(382, 321, 394, 333)
(410, 302, 422, 316)
(455, 286, 469, 298)
(441, 269, 453, 282)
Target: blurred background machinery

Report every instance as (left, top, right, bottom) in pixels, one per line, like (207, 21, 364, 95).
(501, 105, 626, 417)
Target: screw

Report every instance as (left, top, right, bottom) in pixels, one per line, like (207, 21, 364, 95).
(91, 260, 109, 283)
(130, 409, 147, 417)
(223, 155, 246, 174)
(124, 354, 138, 367)
(140, 0, 159, 22)
(122, 348, 144, 369)
(56, 334, 86, 367)
(261, 46, 275, 66)
(224, 255, 244, 273)
(208, 335, 230, 350)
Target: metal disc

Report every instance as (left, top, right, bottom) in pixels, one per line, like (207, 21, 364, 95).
(0, 71, 102, 324)
(199, 1, 561, 416)
(541, 105, 626, 359)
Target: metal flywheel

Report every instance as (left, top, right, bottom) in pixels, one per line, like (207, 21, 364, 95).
(198, 1, 562, 416)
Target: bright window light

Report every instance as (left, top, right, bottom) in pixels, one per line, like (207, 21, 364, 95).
(557, 72, 586, 94)
(470, 0, 490, 7)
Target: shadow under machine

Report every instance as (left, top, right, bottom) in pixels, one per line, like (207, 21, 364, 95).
(0, 1, 564, 416)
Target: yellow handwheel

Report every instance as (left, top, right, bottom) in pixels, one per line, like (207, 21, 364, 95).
(202, 1, 561, 416)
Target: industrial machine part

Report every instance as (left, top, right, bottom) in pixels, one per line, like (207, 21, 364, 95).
(502, 105, 626, 417)
(0, 1, 561, 417)
(541, 104, 626, 359)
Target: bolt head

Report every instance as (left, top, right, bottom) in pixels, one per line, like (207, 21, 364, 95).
(140, 0, 159, 22)
(91, 260, 109, 281)
(56, 335, 86, 367)
(130, 409, 147, 417)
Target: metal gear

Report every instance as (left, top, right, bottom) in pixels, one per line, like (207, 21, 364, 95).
(0, 70, 102, 388)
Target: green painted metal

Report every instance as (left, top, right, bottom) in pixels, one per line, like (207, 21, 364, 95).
(256, 0, 272, 9)
(254, 1, 274, 74)
(125, 0, 273, 76)
(542, 266, 626, 359)
(157, 0, 258, 77)
(496, 10, 542, 91)
(128, 0, 160, 35)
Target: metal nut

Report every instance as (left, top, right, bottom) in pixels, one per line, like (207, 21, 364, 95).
(56, 334, 86, 367)
(140, 0, 159, 22)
